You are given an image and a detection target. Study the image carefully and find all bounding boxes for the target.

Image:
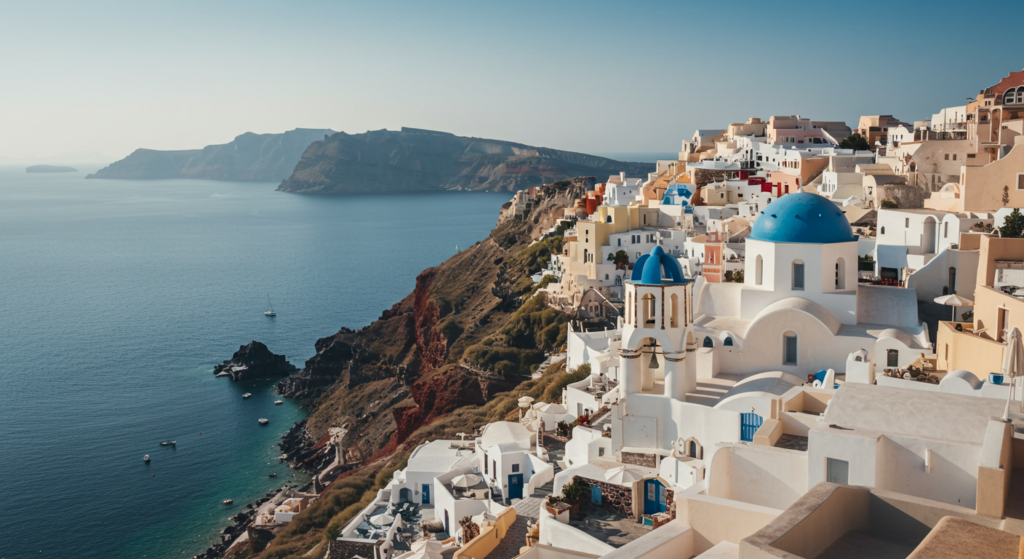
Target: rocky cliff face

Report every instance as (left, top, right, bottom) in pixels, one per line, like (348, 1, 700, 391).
(213, 341, 298, 381)
(275, 178, 585, 463)
(86, 128, 335, 181)
(276, 127, 651, 194)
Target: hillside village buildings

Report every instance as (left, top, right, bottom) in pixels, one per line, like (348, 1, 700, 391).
(322, 69, 1024, 559)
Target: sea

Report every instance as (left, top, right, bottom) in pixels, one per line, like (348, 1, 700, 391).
(0, 166, 512, 559)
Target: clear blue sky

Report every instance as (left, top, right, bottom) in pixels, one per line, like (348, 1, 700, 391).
(2, 0, 1022, 160)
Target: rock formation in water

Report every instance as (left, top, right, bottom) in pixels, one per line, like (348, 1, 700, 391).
(85, 128, 335, 181)
(276, 127, 652, 194)
(213, 341, 298, 381)
(26, 165, 77, 173)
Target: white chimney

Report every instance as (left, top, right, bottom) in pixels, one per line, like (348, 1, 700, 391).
(620, 171, 626, 183)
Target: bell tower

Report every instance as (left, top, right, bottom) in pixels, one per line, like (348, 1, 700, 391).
(620, 246, 694, 401)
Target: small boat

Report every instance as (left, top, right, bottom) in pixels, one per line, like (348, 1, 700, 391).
(258, 418, 269, 425)
(223, 499, 233, 505)
(264, 295, 276, 317)
(268, 473, 277, 478)
(274, 400, 283, 405)
(160, 440, 176, 446)
(242, 393, 252, 399)
(144, 455, 150, 462)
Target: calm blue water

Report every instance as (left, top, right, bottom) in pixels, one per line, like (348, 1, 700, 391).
(0, 166, 510, 559)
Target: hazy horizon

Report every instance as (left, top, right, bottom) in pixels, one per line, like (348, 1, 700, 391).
(3, 0, 1023, 161)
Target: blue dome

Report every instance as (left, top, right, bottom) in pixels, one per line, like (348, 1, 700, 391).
(630, 246, 686, 285)
(748, 192, 856, 244)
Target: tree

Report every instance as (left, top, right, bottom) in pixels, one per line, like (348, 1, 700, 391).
(612, 250, 630, 270)
(839, 132, 870, 151)
(880, 199, 899, 209)
(1003, 185, 1011, 206)
(999, 208, 1024, 238)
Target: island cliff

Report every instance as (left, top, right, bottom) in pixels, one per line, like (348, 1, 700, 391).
(86, 128, 335, 181)
(276, 127, 652, 194)
(213, 178, 597, 558)
(213, 341, 298, 381)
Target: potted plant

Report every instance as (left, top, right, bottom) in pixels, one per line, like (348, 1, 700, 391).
(561, 479, 584, 515)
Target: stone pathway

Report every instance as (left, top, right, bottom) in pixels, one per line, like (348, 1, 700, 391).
(487, 497, 542, 559)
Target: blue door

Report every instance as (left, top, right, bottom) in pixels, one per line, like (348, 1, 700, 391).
(591, 485, 602, 505)
(508, 474, 523, 500)
(740, 412, 763, 442)
(643, 479, 666, 515)
(422, 483, 430, 505)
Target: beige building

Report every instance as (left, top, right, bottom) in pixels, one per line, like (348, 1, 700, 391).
(925, 139, 1024, 212)
(857, 115, 909, 150)
(937, 235, 1024, 375)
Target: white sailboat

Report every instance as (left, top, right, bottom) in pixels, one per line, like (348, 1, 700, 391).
(264, 295, 276, 317)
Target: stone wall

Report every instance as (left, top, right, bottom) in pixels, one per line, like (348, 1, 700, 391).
(693, 169, 730, 188)
(622, 451, 657, 468)
(574, 475, 634, 520)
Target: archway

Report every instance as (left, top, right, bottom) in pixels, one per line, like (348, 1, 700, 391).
(641, 294, 656, 326)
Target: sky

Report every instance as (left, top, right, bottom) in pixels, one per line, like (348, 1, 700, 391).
(2, 0, 1023, 162)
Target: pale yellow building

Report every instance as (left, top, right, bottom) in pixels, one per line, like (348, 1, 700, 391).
(937, 234, 1024, 374)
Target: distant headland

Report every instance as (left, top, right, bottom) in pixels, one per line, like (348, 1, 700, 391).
(85, 126, 653, 193)
(27, 165, 77, 173)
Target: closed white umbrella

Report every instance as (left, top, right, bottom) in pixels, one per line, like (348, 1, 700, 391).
(1001, 327, 1024, 419)
(604, 465, 645, 484)
(370, 512, 395, 526)
(934, 294, 975, 322)
(451, 474, 481, 488)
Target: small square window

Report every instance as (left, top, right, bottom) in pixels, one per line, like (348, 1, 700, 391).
(512, 464, 520, 473)
(1018, 174, 1024, 191)
(598, 447, 605, 457)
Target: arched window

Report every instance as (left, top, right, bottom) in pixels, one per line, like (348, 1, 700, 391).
(1006, 88, 1017, 105)
(835, 258, 845, 290)
(783, 331, 798, 365)
(670, 294, 679, 328)
(1018, 88, 1024, 104)
(606, 215, 612, 223)
(792, 260, 805, 290)
(755, 255, 763, 286)
(724, 337, 734, 346)
(642, 294, 656, 326)
(703, 336, 714, 348)
(583, 248, 589, 263)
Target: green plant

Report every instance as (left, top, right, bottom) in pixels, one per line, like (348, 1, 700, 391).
(612, 250, 631, 270)
(561, 479, 584, 503)
(1000, 208, 1024, 238)
(839, 132, 870, 151)
(1003, 185, 1010, 206)
(880, 199, 899, 209)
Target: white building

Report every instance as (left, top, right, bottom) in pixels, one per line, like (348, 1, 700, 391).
(874, 208, 977, 284)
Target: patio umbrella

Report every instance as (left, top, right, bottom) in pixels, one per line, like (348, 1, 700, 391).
(536, 402, 567, 414)
(409, 539, 443, 559)
(451, 474, 481, 488)
(1001, 327, 1024, 419)
(604, 465, 645, 484)
(933, 294, 974, 322)
(518, 396, 535, 406)
(370, 512, 395, 526)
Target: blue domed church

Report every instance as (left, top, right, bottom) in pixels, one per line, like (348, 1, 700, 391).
(611, 193, 931, 466)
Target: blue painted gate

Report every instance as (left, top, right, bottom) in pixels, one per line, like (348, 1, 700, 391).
(422, 483, 430, 504)
(643, 479, 666, 515)
(591, 485, 602, 505)
(508, 474, 523, 500)
(740, 412, 763, 442)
